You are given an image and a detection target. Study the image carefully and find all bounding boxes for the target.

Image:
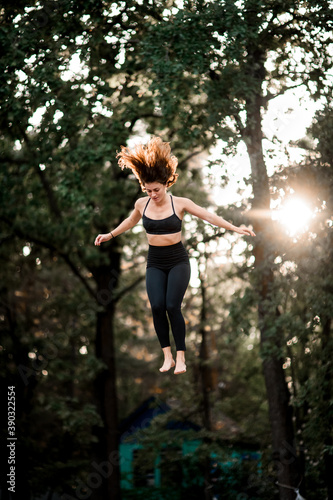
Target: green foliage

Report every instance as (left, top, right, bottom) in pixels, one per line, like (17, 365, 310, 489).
(0, 233, 104, 496)
(1, 1, 214, 496)
(141, 0, 333, 154)
(1, 1, 333, 499)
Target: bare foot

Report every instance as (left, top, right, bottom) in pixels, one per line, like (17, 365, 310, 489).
(174, 350, 186, 374)
(174, 361, 186, 375)
(159, 359, 175, 372)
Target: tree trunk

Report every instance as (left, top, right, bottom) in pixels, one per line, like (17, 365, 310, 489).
(199, 274, 213, 432)
(92, 252, 122, 500)
(322, 317, 333, 500)
(245, 91, 300, 499)
(0, 290, 34, 500)
(198, 270, 214, 500)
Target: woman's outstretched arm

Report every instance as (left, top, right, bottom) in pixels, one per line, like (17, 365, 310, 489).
(94, 202, 142, 246)
(181, 198, 256, 237)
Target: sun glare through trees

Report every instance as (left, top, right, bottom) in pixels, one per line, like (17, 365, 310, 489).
(274, 197, 314, 236)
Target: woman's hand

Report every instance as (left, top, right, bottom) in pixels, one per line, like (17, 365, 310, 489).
(94, 233, 112, 246)
(236, 226, 256, 237)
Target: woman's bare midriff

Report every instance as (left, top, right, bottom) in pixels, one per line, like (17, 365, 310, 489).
(147, 231, 182, 246)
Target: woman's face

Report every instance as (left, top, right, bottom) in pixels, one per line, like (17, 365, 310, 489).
(144, 182, 167, 202)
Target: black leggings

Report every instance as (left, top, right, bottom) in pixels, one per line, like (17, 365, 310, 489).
(146, 243, 191, 351)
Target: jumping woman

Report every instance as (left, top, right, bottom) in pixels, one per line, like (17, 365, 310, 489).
(94, 137, 255, 375)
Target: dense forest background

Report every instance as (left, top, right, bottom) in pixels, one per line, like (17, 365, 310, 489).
(0, 1, 332, 500)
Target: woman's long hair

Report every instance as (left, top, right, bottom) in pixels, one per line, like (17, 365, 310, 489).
(117, 136, 178, 191)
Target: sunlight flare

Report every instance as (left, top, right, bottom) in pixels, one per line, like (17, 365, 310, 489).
(274, 198, 313, 236)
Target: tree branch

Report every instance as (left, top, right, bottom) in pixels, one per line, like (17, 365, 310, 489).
(113, 275, 145, 303)
(178, 150, 203, 169)
(259, 10, 305, 43)
(19, 127, 62, 220)
(1, 215, 97, 300)
(128, 113, 163, 133)
(232, 111, 246, 136)
(263, 81, 306, 104)
(59, 252, 97, 300)
(187, 230, 225, 250)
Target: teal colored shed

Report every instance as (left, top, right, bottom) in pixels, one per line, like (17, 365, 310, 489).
(118, 397, 261, 492)
(119, 397, 202, 489)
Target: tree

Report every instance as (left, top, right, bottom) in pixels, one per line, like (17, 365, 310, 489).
(271, 104, 333, 499)
(1, 2, 211, 497)
(0, 235, 105, 498)
(138, 1, 333, 498)
(0, 1, 177, 498)
(2, 1, 333, 498)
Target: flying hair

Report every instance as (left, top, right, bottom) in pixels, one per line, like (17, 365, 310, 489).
(116, 136, 179, 191)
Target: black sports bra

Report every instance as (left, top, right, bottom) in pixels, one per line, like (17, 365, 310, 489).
(142, 195, 182, 235)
